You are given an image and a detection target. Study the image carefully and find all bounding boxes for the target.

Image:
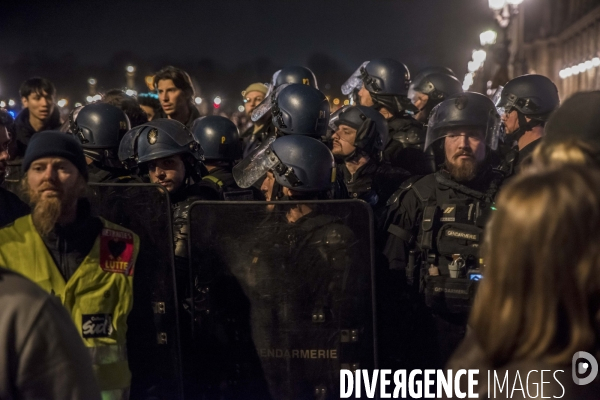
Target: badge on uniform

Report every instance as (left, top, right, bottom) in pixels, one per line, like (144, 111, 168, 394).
(440, 203, 457, 222)
(82, 314, 114, 338)
(99, 228, 135, 276)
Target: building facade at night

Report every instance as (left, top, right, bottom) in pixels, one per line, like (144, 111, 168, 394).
(510, 0, 600, 99)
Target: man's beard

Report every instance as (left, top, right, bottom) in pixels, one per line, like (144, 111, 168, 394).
(445, 151, 479, 182)
(25, 178, 85, 237)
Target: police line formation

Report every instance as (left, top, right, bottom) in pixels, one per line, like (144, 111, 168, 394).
(0, 61, 599, 400)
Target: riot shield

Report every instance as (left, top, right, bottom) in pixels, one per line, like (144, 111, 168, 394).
(188, 200, 376, 400)
(88, 183, 183, 400)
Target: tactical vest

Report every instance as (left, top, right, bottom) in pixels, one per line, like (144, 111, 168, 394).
(0, 215, 139, 400)
(389, 172, 498, 314)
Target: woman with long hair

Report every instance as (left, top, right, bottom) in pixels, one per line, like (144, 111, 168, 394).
(446, 165, 600, 398)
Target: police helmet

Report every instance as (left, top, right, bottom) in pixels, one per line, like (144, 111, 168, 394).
(272, 84, 330, 137)
(233, 135, 335, 193)
(331, 105, 388, 155)
(191, 116, 242, 162)
(425, 92, 502, 151)
(275, 66, 318, 89)
(118, 118, 204, 167)
(495, 74, 559, 120)
(73, 103, 130, 149)
(412, 73, 462, 102)
(361, 58, 411, 97)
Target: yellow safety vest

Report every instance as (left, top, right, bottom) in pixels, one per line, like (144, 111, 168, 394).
(0, 215, 139, 400)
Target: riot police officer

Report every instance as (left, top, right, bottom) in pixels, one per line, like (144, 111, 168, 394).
(409, 72, 462, 123)
(330, 105, 409, 221)
(119, 118, 216, 397)
(191, 115, 256, 200)
(274, 65, 318, 89)
(271, 83, 329, 139)
(383, 92, 505, 369)
(119, 119, 215, 271)
(495, 74, 559, 174)
(233, 134, 363, 398)
(244, 66, 319, 158)
(249, 83, 330, 202)
(72, 103, 139, 183)
(343, 58, 434, 175)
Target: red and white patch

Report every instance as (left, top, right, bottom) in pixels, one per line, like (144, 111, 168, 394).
(99, 228, 134, 276)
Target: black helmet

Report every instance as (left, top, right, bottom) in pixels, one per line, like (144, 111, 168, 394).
(361, 58, 411, 96)
(344, 58, 417, 115)
(425, 92, 502, 151)
(275, 66, 318, 89)
(72, 103, 130, 167)
(330, 105, 389, 156)
(233, 135, 335, 193)
(118, 118, 204, 168)
(411, 73, 463, 102)
(191, 116, 242, 162)
(495, 74, 559, 120)
(272, 84, 330, 137)
(411, 66, 457, 87)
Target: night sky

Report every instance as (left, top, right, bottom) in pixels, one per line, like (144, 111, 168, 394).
(0, 0, 495, 109)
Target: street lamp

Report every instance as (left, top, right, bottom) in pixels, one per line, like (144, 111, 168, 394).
(480, 30, 498, 46)
(488, 0, 523, 28)
(125, 65, 136, 91)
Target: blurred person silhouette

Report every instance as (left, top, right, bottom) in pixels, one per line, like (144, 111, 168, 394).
(446, 165, 600, 398)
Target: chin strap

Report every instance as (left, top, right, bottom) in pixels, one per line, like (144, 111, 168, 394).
(510, 111, 543, 146)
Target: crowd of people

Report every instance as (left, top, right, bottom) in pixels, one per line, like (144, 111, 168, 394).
(0, 59, 599, 399)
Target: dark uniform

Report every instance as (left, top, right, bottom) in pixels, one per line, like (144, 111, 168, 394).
(341, 58, 435, 175)
(192, 115, 256, 200)
(382, 92, 505, 370)
(119, 118, 217, 398)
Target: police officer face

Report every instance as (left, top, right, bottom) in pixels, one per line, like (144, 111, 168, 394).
(157, 79, 189, 118)
(147, 154, 186, 193)
(22, 90, 55, 125)
(501, 109, 520, 135)
(261, 171, 275, 201)
(244, 91, 265, 116)
(358, 86, 374, 107)
(412, 91, 429, 122)
(444, 128, 486, 181)
(331, 124, 357, 157)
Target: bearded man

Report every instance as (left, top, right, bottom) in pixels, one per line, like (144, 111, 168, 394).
(382, 93, 506, 371)
(0, 131, 140, 400)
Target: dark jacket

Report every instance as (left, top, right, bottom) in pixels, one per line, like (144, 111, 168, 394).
(13, 108, 62, 158)
(241, 119, 275, 158)
(446, 333, 600, 399)
(0, 186, 30, 228)
(183, 105, 201, 130)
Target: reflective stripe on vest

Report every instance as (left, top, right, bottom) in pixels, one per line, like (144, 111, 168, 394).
(0, 215, 139, 395)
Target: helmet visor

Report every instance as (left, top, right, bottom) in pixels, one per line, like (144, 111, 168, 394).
(425, 103, 503, 151)
(341, 61, 369, 96)
(250, 83, 291, 122)
(232, 134, 279, 188)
